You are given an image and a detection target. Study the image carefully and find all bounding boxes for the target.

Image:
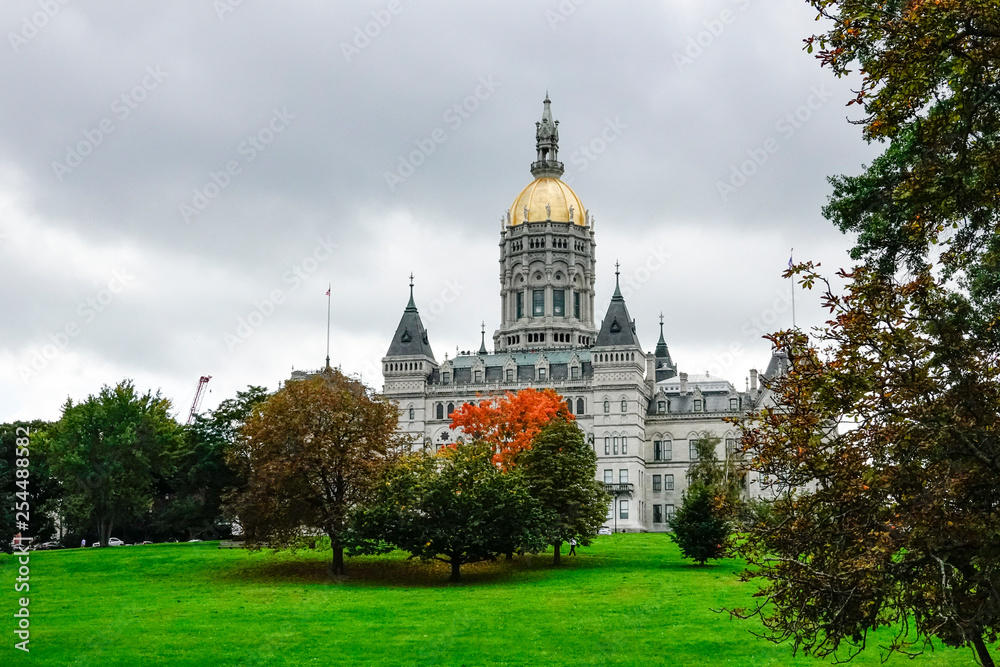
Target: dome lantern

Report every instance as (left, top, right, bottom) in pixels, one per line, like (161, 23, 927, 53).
(531, 92, 564, 179)
(510, 95, 587, 226)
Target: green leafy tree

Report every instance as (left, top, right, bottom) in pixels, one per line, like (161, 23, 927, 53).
(1, 421, 55, 551)
(518, 417, 610, 564)
(730, 3, 1000, 664)
(351, 443, 546, 582)
(669, 434, 739, 565)
(148, 386, 269, 541)
(42, 381, 181, 547)
(733, 266, 1000, 665)
(805, 0, 1000, 328)
(226, 370, 405, 576)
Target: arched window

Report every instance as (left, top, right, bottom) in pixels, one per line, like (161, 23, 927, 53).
(436, 403, 444, 420)
(447, 403, 455, 417)
(621, 399, 628, 413)
(566, 398, 573, 414)
(576, 397, 585, 414)
(604, 400, 610, 413)
(408, 407, 415, 420)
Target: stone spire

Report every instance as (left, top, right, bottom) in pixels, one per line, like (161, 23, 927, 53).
(406, 272, 417, 311)
(479, 321, 488, 355)
(654, 312, 677, 381)
(531, 93, 564, 178)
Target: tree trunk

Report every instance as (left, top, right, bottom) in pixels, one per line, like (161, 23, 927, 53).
(553, 541, 562, 566)
(972, 634, 995, 667)
(450, 557, 462, 583)
(329, 535, 345, 576)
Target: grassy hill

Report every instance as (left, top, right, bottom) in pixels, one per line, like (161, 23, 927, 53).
(0, 534, 979, 666)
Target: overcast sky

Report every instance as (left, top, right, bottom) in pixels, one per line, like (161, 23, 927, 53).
(0, 0, 880, 423)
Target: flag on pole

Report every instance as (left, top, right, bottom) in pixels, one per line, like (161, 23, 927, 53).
(325, 287, 331, 296)
(788, 254, 793, 270)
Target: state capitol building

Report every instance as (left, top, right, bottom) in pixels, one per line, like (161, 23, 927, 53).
(376, 97, 785, 532)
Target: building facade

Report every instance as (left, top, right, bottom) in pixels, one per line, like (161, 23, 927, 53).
(380, 97, 782, 532)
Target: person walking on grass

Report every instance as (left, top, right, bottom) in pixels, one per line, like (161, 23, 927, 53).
(569, 538, 577, 556)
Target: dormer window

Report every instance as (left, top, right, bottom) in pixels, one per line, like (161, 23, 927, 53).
(571, 366, 580, 380)
(538, 368, 547, 381)
(442, 373, 451, 385)
(506, 369, 514, 382)
(475, 370, 483, 383)
(730, 397, 739, 411)
(657, 400, 666, 413)
(693, 399, 702, 412)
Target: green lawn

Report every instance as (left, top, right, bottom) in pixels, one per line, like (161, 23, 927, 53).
(0, 535, 982, 666)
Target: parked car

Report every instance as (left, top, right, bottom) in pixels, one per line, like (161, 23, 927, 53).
(597, 526, 612, 536)
(38, 541, 61, 550)
(108, 537, 124, 547)
(141, 540, 153, 545)
(91, 542, 100, 547)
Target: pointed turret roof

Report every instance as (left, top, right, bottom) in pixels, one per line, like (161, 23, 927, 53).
(386, 274, 435, 359)
(654, 313, 677, 380)
(478, 322, 488, 355)
(595, 262, 641, 348)
(761, 347, 790, 382)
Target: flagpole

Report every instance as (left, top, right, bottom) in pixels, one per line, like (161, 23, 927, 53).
(325, 282, 331, 370)
(790, 248, 796, 329)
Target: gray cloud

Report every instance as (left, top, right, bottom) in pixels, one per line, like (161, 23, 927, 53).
(1, 0, 877, 421)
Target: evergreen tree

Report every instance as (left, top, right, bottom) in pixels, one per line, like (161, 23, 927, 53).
(669, 483, 729, 565)
(669, 433, 739, 565)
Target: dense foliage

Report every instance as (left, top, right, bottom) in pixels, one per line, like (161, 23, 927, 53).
(40, 381, 182, 548)
(351, 442, 547, 582)
(0, 420, 53, 551)
(449, 388, 573, 469)
(806, 0, 1000, 327)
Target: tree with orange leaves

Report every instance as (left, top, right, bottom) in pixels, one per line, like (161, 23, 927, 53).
(448, 388, 573, 469)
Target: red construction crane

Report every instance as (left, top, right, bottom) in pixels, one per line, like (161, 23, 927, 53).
(187, 375, 212, 424)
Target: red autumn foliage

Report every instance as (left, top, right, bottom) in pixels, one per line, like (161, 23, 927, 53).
(449, 388, 574, 469)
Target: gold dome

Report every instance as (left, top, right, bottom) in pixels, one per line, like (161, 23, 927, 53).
(510, 177, 586, 226)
